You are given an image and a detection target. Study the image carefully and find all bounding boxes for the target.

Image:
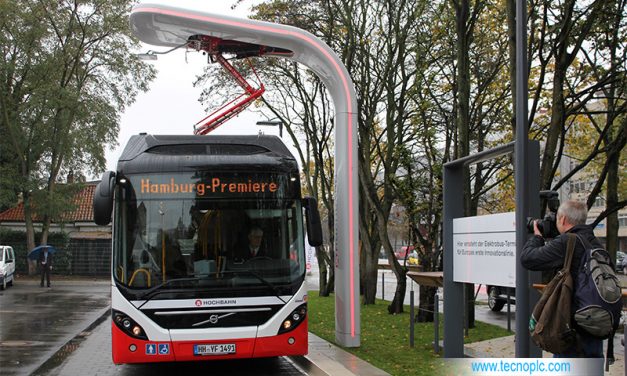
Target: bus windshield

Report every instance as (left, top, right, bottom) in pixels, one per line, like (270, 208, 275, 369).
(113, 173, 305, 293)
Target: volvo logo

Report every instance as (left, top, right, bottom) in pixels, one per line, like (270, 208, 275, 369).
(193, 312, 236, 327)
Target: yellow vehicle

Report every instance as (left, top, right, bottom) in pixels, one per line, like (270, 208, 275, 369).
(408, 255, 419, 266)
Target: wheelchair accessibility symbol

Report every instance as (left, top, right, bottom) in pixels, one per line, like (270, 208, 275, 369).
(158, 343, 170, 355)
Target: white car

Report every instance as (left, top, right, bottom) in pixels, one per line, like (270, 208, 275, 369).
(0, 245, 16, 290)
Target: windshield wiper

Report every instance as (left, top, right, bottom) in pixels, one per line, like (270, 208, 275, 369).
(134, 276, 208, 309)
(131, 271, 287, 309)
(223, 270, 287, 304)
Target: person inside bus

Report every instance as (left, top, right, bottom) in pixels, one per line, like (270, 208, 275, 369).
(156, 229, 188, 278)
(235, 227, 268, 261)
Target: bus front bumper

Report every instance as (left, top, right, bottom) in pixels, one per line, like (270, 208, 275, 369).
(111, 320, 308, 364)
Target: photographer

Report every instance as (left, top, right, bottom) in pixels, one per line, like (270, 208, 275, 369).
(521, 200, 603, 358)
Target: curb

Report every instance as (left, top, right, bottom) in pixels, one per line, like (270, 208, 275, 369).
(30, 306, 110, 376)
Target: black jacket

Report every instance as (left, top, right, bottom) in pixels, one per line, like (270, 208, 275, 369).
(234, 243, 268, 261)
(520, 224, 602, 280)
(37, 250, 53, 270)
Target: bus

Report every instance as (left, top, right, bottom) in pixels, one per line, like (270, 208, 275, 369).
(93, 134, 322, 364)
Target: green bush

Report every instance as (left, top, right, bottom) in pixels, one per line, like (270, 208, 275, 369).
(0, 229, 70, 274)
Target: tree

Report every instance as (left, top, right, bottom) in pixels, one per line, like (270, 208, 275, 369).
(246, 0, 424, 309)
(392, 124, 444, 321)
(354, 0, 426, 311)
(0, 0, 155, 260)
(210, 0, 340, 296)
(528, 0, 608, 192)
(525, 0, 625, 262)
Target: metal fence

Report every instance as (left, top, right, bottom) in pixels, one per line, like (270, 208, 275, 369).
(67, 239, 111, 276)
(7, 239, 111, 277)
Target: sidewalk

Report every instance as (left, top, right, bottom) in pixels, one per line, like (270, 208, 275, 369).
(444, 300, 626, 375)
(323, 266, 627, 376)
(304, 333, 389, 376)
(465, 334, 625, 376)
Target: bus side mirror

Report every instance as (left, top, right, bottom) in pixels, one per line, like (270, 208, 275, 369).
(303, 197, 323, 247)
(93, 171, 116, 226)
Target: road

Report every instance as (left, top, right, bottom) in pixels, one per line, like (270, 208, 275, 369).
(0, 276, 344, 376)
(35, 316, 311, 376)
(4, 263, 624, 375)
(0, 278, 110, 376)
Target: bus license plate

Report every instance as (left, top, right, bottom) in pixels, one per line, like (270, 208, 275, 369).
(193, 343, 236, 355)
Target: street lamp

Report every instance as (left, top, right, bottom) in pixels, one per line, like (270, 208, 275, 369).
(256, 120, 283, 138)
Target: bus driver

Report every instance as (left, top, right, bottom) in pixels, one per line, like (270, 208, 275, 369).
(236, 227, 267, 261)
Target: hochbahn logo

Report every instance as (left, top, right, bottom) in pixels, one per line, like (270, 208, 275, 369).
(141, 178, 279, 195)
(194, 299, 238, 307)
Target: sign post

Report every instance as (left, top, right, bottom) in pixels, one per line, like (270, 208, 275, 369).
(443, 141, 541, 358)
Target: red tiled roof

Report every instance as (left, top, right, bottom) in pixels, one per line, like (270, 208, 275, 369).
(0, 183, 98, 223)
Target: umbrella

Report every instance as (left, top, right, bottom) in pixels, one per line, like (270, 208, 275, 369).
(27, 245, 57, 260)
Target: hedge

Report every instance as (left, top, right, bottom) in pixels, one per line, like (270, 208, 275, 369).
(0, 229, 71, 274)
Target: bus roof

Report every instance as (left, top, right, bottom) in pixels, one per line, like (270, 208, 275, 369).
(117, 134, 298, 174)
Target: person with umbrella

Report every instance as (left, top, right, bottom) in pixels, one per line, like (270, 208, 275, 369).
(37, 246, 53, 287)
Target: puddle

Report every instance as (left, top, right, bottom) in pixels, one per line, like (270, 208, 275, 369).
(0, 340, 45, 347)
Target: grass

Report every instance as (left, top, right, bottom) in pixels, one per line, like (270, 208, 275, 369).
(307, 292, 511, 376)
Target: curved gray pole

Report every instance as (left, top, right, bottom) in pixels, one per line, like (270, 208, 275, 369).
(130, 3, 360, 347)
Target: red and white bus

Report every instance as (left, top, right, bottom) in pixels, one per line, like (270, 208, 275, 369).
(94, 134, 322, 364)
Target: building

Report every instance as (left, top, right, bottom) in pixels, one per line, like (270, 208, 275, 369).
(0, 182, 111, 275)
(559, 156, 627, 253)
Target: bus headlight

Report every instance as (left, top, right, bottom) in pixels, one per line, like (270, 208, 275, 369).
(112, 310, 148, 340)
(132, 326, 143, 336)
(278, 303, 307, 334)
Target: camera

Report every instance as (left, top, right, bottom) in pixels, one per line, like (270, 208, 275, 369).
(526, 190, 560, 238)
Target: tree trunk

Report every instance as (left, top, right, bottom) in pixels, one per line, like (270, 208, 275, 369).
(315, 246, 329, 296)
(360, 193, 381, 304)
(364, 253, 379, 304)
(604, 122, 624, 260)
(605, 158, 618, 258)
(318, 206, 335, 297)
(506, 0, 516, 131)
(455, 0, 475, 329)
(379, 220, 404, 313)
(361, 226, 379, 304)
(23, 192, 37, 275)
(388, 266, 407, 314)
(416, 285, 437, 322)
(324, 214, 335, 296)
(601, 13, 624, 263)
(41, 216, 50, 245)
(540, 64, 566, 191)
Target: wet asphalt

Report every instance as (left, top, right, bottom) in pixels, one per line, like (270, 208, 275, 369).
(0, 267, 506, 376)
(0, 276, 110, 376)
(0, 276, 318, 376)
(3, 267, 624, 375)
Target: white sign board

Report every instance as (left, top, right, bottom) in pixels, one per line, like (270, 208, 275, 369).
(453, 212, 516, 287)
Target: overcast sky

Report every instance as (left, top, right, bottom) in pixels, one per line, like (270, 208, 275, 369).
(104, 0, 275, 173)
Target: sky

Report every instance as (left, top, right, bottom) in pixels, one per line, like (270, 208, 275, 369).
(103, 0, 277, 173)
